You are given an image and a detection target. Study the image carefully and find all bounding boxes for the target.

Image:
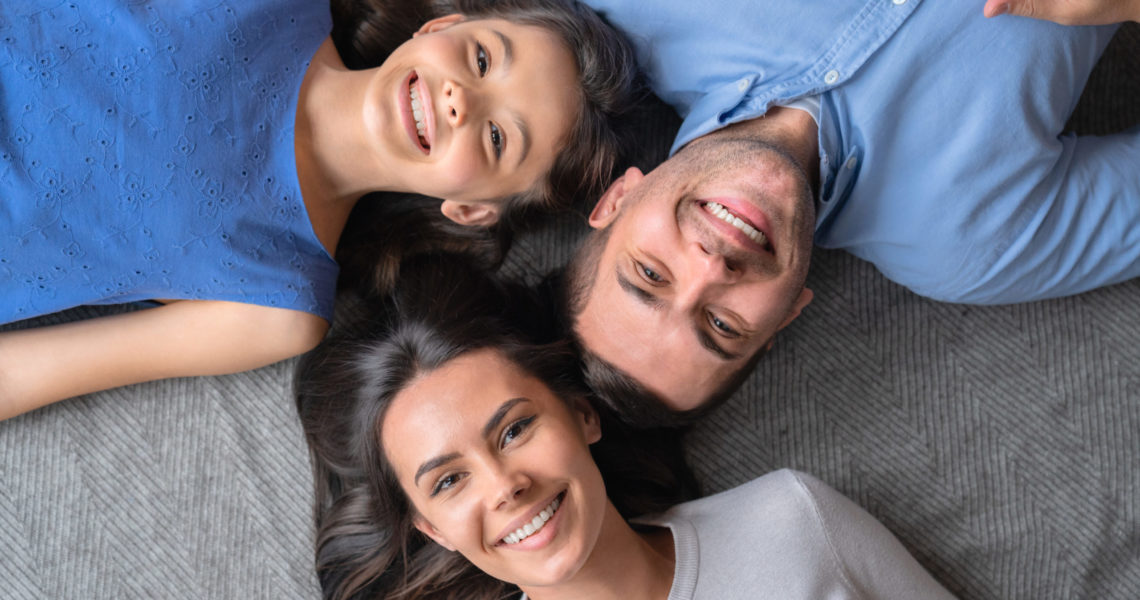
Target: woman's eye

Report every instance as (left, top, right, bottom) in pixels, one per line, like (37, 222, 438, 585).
(489, 123, 502, 159)
(431, 473, 464, 496)
(501, 416, 535, 448)
(709, 313, 739, 337)
(638, 262, 663, 283)
(476, 44, 488, 76)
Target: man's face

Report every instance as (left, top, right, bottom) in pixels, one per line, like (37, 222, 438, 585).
(574, 139, 815, 411)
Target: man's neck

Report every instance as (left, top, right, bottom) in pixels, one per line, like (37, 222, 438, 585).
(700, 106, 820, 194)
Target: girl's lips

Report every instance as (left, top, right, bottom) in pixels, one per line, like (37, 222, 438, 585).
(399, 70, 434, 155)
(698, 196, 776, 255)
(494, 491, 566, 552)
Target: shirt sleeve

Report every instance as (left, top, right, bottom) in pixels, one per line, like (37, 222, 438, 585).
(791, 471, 959, 599)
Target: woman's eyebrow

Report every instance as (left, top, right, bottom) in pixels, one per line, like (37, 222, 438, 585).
(414, 452, 461, 486)
(482, 397, 527, 438)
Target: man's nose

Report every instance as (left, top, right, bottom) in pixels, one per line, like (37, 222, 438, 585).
(675, 239, 740, 309)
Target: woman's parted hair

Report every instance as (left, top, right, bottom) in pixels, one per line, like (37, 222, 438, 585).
(330, 0, 644, 297)
(295, 254, 696, 600)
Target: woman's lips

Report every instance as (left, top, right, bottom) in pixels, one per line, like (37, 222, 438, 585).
(494, 491, 566, 551)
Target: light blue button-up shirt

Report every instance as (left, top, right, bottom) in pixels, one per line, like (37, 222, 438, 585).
(586, 0, 1139, 304)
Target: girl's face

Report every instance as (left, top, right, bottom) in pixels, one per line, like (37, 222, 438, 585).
(381, 348, 608, 588)
(365, 15, 581, 226)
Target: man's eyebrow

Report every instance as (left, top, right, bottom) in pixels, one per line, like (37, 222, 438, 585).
(412, 397, 528, 487)
(616, 269, 664, 310)
(695, 327, 740, 361)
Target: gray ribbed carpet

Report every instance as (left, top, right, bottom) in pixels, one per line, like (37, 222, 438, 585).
(2, 22, 1138, 600)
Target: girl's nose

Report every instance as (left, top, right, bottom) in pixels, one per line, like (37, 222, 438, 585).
(443, 79, 469, 127)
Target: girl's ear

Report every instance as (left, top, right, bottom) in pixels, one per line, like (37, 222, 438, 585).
(573, 398, 603, 445)
(440, 200, 501, 227)
(413, 515, 457, 552)
(414, 13, 466, 37)
(588, 167, 644, 228)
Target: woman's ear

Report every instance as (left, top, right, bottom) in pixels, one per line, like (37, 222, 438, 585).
(573, 398, 603, 445)
(413, 515, 457, 552)
(440, 200, 501, 227)
(414, 13, 466, 38)
(588, 167, 644, 228)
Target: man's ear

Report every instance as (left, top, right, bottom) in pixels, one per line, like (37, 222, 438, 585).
(413, 515, 457, 552)
(572, 397, 602, 445)
(441, 200, 501, 227)
(777, 287, 813, 331)
(414, 13, 465, 37)
(587, 167, 644, 229)
(763, 288, 813, 351)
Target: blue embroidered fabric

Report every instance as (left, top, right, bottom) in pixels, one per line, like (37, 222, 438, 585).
(0, 0, 339, 325)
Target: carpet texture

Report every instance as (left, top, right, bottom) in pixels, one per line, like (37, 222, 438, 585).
(1, 21, 1137, 600)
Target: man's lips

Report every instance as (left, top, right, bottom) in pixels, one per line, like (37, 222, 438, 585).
(698, 197, 776, 255)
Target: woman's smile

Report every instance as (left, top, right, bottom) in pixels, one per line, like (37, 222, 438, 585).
(496, 490, 566, 549)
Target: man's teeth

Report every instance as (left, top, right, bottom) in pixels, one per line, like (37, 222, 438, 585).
(409, 84, 427, 140)
(502, 496, 561, 545)
(706, 201, 767, 245)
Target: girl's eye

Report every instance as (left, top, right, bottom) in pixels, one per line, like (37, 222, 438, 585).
(489, 123, 502, 159)
(638, 262, 663, 283)
(709, 313, 739, 337)
(476, 44, 488, 76)
(501, 416, 535, 448)
(431, 472, 465, 497)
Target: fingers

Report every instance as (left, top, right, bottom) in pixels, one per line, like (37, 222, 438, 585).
(983, 0, 1011, 18)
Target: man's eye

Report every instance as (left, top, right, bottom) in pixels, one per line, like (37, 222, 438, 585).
(709, 313, 739, 337)
(476, 44, 488, 76)
(489, 123, 502, 159)
(431, 473, 464, 496)
(638, 262, 663, 283)
(501, 416, 535, 448)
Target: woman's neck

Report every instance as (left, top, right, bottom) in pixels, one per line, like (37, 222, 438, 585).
(521, 502, 675, 600)
(294, 37, 395, 255)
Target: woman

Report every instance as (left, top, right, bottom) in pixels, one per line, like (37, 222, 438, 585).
(0, 0, 639, 415)
(296, 255, 956, 600)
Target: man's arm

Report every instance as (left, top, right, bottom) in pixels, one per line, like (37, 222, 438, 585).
(984, 0, 1140, 24)
(0, 301, 328, 420)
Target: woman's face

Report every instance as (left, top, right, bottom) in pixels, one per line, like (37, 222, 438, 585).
(381, 348, 607, 587)
(364, 15, 581, 225)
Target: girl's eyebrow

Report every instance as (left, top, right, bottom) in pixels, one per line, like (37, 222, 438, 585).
(488, 29, 529, 166)
(414, 452, 461, 486)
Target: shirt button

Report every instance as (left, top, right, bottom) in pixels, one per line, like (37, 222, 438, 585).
(737, 77, 750, 92)
(845, 155, 858, 170)
(824, 70, 839, 85)
(893, 0, 907, 4)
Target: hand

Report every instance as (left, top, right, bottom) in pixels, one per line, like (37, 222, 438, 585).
(983, 0, 1140, 25)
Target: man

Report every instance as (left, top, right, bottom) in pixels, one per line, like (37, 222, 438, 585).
(564, 0, 1140, 422)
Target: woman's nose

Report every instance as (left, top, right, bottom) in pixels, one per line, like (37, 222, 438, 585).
(489, 466, 530, 509)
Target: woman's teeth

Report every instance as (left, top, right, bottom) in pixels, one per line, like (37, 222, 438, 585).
(705, 201, 767, 246)
(502, 495, 561, 545)
(409, 82, 428, 147)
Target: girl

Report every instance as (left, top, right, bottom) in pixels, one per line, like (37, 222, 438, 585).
(296, 255, 956, 600)
(0, 0, 639, 415)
